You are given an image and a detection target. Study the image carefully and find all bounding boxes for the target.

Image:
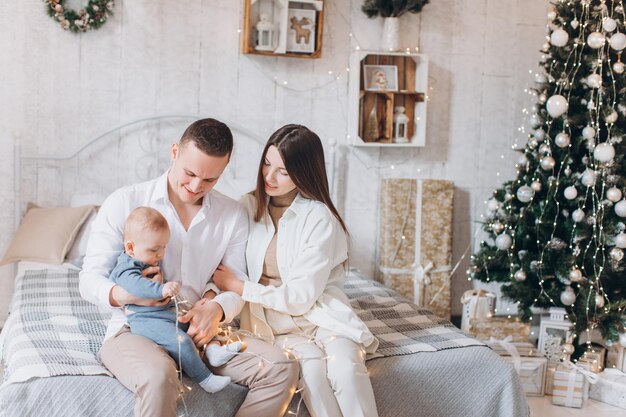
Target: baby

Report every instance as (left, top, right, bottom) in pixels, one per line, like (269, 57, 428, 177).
(109, 206, 242, 393)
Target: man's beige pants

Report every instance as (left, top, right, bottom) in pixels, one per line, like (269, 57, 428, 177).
(101, 326, 299, 417)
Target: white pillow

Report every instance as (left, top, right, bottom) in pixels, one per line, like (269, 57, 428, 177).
(66, 193, 107, 264)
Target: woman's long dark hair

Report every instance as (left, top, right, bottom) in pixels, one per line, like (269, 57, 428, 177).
(253, 124, 348, 235)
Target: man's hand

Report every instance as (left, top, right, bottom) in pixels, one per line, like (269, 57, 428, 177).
(212, 264, 244, 295)
(109, 285, 173, 308)
(178, 299, 223, 349)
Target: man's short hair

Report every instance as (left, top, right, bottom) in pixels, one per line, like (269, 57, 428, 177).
(179, 118, 233, 157)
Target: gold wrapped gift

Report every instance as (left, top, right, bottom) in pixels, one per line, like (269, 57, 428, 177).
(551, 363, 593, 408)
(378, 178, 454, 319)
(469, 316, 531, 343)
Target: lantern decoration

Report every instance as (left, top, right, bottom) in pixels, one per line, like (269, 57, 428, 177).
(255, 14, 277, 51)
(392, 106, 410, 143)
(538, 307, 575, 362)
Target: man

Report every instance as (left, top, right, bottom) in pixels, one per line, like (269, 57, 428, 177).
(80, 118, 298, 417)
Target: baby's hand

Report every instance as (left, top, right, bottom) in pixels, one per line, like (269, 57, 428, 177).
(162, 282, 180, 298)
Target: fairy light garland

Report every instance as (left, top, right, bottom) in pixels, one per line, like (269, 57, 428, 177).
(471, 0, 626, 346)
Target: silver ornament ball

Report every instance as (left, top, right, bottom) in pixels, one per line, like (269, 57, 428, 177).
(564, 186, 578, 200)
(569, 268, 583, 282)
(555, 132, 570, 148)
(517, 185, 535, 203)
(495, 233, 513, 251)
(613, 61, 625, 74)
(587, 31, 606, 49)
(610, 247, 624, 262)
(594, 142, 616, 163)
(614, 232, 626, 249)
(531, 181, 542, 192)
(514, 270, 527, 282)
(560, 287, 577, 306)
(572, 209, 585, 222)
(603, 18, 618, 32)
(615, 200, 626, 217)
(541, 156, 556, 171)
(607, 187, 623, 202)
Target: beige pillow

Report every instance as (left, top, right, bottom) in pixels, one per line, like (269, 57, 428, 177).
(0, 204, 96, 266)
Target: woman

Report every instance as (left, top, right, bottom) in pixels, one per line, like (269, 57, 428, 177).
(213, 124, 379, 417)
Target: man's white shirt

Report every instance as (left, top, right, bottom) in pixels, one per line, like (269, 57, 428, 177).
(79, 171, 248, 341)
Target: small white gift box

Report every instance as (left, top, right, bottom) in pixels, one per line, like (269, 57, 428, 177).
(551, 362, 597, 408)
(607, 345, 626, 373)
(460, 289, 496, 332)
(589, 368, 626, 409)
(490, 336, 547, 396)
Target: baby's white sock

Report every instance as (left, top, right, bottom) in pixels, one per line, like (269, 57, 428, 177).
(198, 374, 231, 393)
(206, 341, 243, 367)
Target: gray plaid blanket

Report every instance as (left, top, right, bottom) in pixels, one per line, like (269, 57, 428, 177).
(345, 270, 484, 356)
(0, 269, 112, 384)
(1, 267, 483, 385)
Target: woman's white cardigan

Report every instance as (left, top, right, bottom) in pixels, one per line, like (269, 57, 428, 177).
(239, 193, 378, 353)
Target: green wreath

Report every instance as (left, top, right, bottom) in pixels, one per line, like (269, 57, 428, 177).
(45, 0, 115, 33)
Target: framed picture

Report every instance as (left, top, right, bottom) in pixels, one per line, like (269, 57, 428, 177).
(286, 8, 316, 53)
(364, 65, 398, 92)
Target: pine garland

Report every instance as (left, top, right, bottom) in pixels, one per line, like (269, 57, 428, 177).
(361, 0, 431, 18)
(44, 0, 115, 33)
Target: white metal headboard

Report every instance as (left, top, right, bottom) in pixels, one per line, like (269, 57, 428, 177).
(14, 114, 338, 229)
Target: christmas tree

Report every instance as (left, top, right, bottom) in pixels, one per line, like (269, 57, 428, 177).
(469, 0, 626, 345)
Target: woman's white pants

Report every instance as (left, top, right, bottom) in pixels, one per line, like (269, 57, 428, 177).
(275, 328, 378, 417)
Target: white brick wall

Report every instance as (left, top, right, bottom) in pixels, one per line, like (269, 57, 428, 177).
(0, 0, 550, 323)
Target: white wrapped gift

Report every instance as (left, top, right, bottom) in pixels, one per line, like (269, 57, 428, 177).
(607, 345, 626, 373)
(552, 362, 598, 408)
(491, 336, 547, 396)
(589, 368, 626, 409)
(460, 288, 496, 332)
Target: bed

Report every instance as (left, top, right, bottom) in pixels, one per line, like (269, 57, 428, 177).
(0, 115, 529, 417)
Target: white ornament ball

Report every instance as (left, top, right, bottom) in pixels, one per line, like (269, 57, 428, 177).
(613, 61, 625, 74)
(517, 185, 535, 203)
(541, 156, 556, 171)
(620, 332, 626, 348)
(528, 139, 539, 149)
(588, 31, 606, 49)
(610, 247, 624, 261)
(582, 125, 596, 139)
(547, 11, 557, 21)
(514, 270, 527, 282)
(531, 181, 542, 192)
(546, 95, 569, 117)
(603, 18, 618, 32)
(615, 200, 626, 217)
(595, 294, 605, 308)
(610, 32, 626, 51)
(572, 209, 585, 222)
(495, 233, 513, 251)
(614, 233, 626, 249)
(594, 142, 616, 163)
(534, 128, 546, 141)
(517, 154, 529, 168)
(555, 132, 571, 148)
(607, 187, 623, 202)
(551, 29, 569, 47)
(582, 169, 597, 187)
(571, 19, 579, 29)
(504, 193, 513, 202)
(560, 287, 577, 306)
(538, 94, 547, 104)
(606, 111, 618, 124)
(569, 268, 583, 282)
(564, 186, 578, 200)
(487, 198, 500, 211)
(587, 73, 603, 88)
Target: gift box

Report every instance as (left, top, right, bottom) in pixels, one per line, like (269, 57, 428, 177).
(489, 338, 547, 396)
(469, 316, 531, 343)
(589, 368, 626, 409)
(378, 179, 454, 319)
(460, 289, 496, 333)
(578, 343, 606, 373)
(551, 363, 590, 408)
(544, 364, 557, 395)
(607, 345, 626, 373)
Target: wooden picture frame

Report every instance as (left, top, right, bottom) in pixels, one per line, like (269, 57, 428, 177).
(364, 65, 398, 92)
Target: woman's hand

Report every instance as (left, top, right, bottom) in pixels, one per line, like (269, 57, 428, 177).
(213, 264, 244, 295)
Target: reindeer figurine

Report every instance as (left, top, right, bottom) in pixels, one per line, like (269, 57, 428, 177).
(290, 16, 312, 45)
